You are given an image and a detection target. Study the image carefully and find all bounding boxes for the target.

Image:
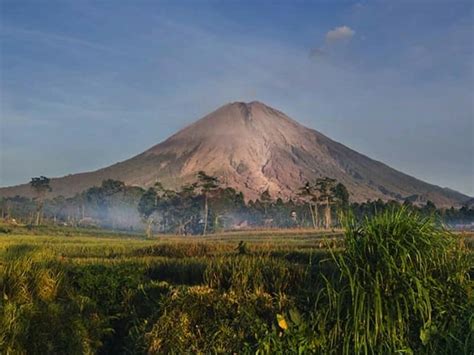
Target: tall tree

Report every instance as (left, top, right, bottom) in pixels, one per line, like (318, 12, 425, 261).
(298, 181, 316, 229)
(422, 200, 437, 216)
(332, 182, 350, 226)
(171, 183, 200, 235)
(260, 189, 272, 217)
(315, 177, 337, 229)
(298, 181, 319, 229)
(213, 187, 249, 230)
(138, 188, 159, 238)
(85, 179, 125, 225)
(197, 171, 219, 235)
(101, 179, 125, 196)
(334, 183, 349, 210)
(30, 176, 51, 225)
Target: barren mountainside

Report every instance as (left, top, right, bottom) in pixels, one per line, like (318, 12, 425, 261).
(0, 101, 469, 207)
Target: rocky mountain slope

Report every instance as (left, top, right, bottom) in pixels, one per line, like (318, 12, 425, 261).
(0, 101, 469, 207)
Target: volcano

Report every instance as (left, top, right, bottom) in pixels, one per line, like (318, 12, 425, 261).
(0, 101, 469, 207)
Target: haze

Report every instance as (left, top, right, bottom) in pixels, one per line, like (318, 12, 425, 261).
(1, 0, 473, 195)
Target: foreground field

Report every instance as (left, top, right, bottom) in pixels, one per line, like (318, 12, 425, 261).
(0, 211, 473, 354)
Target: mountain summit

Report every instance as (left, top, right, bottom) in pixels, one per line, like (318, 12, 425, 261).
(0, 101, 469, 206)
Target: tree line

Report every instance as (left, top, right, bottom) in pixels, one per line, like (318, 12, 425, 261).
(0, 172, 472, 236)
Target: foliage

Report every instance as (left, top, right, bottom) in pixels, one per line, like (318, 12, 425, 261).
(30, 176, 52, 195)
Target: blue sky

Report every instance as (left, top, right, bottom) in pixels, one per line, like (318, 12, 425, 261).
(1, 0, 473, 196)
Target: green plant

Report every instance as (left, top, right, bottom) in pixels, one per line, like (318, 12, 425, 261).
(314, 208, 472, 354)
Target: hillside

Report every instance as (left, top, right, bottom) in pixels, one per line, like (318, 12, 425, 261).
(0, 101, 470, 207)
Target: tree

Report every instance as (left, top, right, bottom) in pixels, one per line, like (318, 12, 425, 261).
(85, 180, 126, 226)
(333, 182, 350, 214)
(138, 188, 159, 238)
(210, 187, 244, 231)
(172, 183, 200, 235)
(315, 177, 337, 229)
(299, 181, 319, 229)
(47, 196, 67, 224)
(421, 200, 437, 217)
(260, 189, 272, 217)
(101, 179, 125, 197)
(196, 171, 219, 235)
(30, 176, 51, 225)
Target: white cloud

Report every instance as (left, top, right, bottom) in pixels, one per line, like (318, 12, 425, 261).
(325, 26, 355, 42)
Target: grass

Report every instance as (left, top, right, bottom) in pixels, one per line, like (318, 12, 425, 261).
(314, 209, 473, 353)
(0, 210, 472, 354)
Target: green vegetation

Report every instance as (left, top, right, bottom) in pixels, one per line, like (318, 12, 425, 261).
(0, 208, 472, 354)
(29, 176, 51, 226)
(314, 209, 473, 353)
(3, 174, 473, 235)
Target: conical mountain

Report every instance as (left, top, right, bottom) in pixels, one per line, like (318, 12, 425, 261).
(0, 101, 469, 207)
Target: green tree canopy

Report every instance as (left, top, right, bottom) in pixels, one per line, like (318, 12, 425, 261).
(30, 176, 52, 225)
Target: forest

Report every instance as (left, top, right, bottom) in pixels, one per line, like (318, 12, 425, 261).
(1, 173, 473, 235)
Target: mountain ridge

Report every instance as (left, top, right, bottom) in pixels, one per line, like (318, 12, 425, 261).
(0, 101, 470, 207)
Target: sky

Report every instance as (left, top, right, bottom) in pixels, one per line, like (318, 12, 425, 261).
(1, 0, 473, 196)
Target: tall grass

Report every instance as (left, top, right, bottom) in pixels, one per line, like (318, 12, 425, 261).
(0, 254, 106, 354)
(313, 208, 472, 354)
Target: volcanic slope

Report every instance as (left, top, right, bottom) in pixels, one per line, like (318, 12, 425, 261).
(0, 101, 469, 207)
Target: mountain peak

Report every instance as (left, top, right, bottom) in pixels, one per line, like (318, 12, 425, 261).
(227, 100, 265, 107)
(222, 100, 281, 114)
(212, 100, 293, 127)
(0, 101, 469, 207)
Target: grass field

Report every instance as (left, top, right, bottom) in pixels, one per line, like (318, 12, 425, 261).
(0, 211, 473, 354)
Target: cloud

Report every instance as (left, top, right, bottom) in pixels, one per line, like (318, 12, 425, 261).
(310, 26, 355, 59)
(325, 26, 355, 42)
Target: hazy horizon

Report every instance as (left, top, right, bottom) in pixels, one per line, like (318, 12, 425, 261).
(1, 0, 473, 196)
